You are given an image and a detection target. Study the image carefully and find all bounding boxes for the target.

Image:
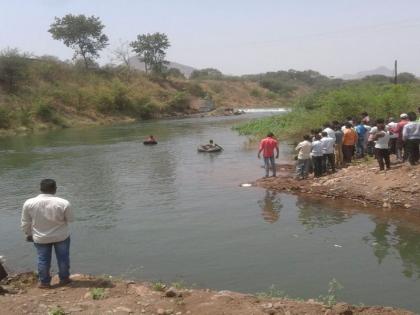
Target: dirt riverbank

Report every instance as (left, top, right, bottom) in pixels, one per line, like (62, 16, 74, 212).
(0, 273, 415, 315)
(254, 159, 420, 212)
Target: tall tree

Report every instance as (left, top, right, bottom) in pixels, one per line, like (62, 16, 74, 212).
(130, 33, 170, 75)
(48, 14, 109, 69)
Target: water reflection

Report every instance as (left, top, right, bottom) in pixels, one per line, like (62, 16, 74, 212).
(363, 219, 420, 279)
(296, 197, 350, 230)
(258, 190, 282, 223)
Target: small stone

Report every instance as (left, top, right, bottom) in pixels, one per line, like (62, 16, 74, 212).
(157, 309, 166, 315)
(165, 309, 174, 315)
(165, 287, 178, 298)
(404, 204, 411, 209)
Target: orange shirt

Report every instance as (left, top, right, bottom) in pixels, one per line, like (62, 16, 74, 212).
(342, 128, 358, 145)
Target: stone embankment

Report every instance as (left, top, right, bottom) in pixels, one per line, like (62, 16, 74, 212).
(0, 273, 415, 314)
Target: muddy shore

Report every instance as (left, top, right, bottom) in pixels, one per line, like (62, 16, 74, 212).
(0, 273, 415, 315)
(254, 159, 420, 213)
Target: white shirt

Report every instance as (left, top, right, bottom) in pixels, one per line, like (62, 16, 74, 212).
(402, 122, 420, 140)
(323, 127, 336, 141)
(21, 194, 73, 244)
(321, 137, 335, 154)
(295, 140, 312, 159)
(375, 131, 390, 149)
(311, 140, 324, 157)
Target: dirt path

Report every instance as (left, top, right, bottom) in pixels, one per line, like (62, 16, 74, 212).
(0, 273, 415, 315)
(254, 160, 420, 213)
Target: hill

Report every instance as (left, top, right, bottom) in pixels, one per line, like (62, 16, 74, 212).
(342, 66, 394, 80)
(128, 57, 196, 78)
(0, 52, 285, 134)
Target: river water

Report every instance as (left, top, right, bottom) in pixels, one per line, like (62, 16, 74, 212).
(0, 114, 419, 312)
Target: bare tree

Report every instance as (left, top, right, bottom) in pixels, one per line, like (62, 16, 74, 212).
(112, 40, 132, 70)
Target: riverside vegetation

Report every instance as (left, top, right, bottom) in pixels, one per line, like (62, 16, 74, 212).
(0, 50, 346, 134)
(235, 77, 420, 139)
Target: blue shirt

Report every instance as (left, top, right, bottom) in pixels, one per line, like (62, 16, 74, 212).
(355, 124, 367, 138)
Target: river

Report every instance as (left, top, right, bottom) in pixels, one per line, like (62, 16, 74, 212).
(0, 113, 419, 312)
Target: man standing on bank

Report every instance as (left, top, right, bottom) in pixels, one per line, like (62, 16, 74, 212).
(21, 179, 73, 288)
(258, 132, 279, 178)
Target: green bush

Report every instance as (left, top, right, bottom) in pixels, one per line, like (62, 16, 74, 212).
(130, 97, 158, 119)
(0, 107, 12, 129)
(250, 88, 261, 98)
(187, 83, 206, 97)
(167, 91, 190, 112)
(235, 82, 419, 139)
(0, 48, 30, 93)
(36, 103, 55, 122)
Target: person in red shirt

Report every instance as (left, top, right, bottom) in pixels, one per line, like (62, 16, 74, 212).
(258, 132, 279, 177)
(391, 113, 409, 161)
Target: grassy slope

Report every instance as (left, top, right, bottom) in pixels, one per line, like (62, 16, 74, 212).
(235, 82, 420, 139)
(0, 59, 300, 134)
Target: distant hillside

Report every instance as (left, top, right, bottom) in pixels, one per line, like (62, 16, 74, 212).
(128, 57, 196, 78)
(342, 66, 394, 80)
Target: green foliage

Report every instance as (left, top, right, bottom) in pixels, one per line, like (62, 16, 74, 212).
(256, 285, 288, 299)
(235, 82, 419, 139)
(250, 88, 262, 98)
(190, 68, 223, 80)
(48, 14, 109, 69)
(171, 280, 187, 289)
(0, 48, 30, 92)
(166, 67, 185, 79)
(398, 72, 417, 84)
(151, 281, 166, 292)
(130, 32, 170, 75)
(167, 91, 190, 112)
(260, 79, 296, 96)
(90, 287, 106, 300)
(48, 307, 66, 315)
(187, 83, 206, 97)
(318, 278, 343, 307)
(0, 107, 12, 129)
(36, 102, 55, 122)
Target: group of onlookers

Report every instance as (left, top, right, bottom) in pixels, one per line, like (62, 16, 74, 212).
(294, 108, 420, 179)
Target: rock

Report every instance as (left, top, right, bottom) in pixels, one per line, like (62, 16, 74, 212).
(165, 287, 178, 298)
(404, 204, 412, 209)
(157, 309, 166, 315)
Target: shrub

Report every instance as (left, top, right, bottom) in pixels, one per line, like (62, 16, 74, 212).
(0, 107, 12, 129)
(90, 287, 105, 300)
(36, 103, 55, 122)
(167, 91, 190, 112)
(250, 88, 261, 98)
(0, 48, 30, 93)
(187, 83, 206, 97)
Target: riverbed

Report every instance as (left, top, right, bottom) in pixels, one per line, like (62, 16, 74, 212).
(0, 114, 419, 312)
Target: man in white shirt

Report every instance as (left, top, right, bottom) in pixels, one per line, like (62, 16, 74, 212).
(403, 112, 420, 165)
(311, 134, 324, 177)
(322, 122, 336, 142)
(295, 134, 312, 179)
(321, 131, 336, 174)
(21, 179, 73, 288)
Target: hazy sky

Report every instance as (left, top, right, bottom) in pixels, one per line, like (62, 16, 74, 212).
(1, 0, 420, 76)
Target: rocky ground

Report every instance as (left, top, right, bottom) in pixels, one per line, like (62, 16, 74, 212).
(0, 273, 415, 315)
(256, 159, 420, 212)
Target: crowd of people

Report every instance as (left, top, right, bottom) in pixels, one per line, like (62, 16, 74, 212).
(258, 108, 420, 179)
(294, 109, 420, 179)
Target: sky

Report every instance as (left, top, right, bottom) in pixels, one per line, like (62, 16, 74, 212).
(1, 0, 420, 77)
